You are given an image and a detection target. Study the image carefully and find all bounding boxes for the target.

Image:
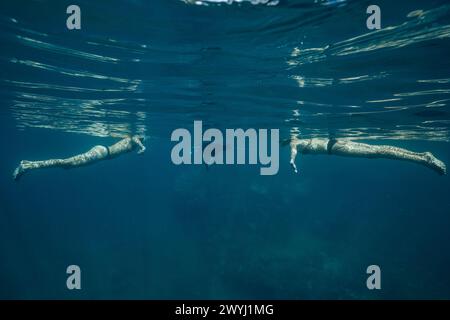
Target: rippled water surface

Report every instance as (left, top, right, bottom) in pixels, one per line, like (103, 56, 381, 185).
(1, 0, 450, 299)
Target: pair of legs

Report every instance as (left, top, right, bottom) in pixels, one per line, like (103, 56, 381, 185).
(13, 136, 146, 181)
(13, 145, 109, 181)
(290, 137, 446, 175)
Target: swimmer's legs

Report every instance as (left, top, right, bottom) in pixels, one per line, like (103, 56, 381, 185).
(13, 145, 109, 181)
(330, 141, 446, 175)
(13, 159, 66, 181)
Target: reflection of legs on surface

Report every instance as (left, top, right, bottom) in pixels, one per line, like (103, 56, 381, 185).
(13, 145, 109, 181)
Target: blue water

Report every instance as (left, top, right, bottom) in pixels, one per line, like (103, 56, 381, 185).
(1, 0, 450, 299)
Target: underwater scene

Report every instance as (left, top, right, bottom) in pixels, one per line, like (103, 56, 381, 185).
(1, 0, 450, 299)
